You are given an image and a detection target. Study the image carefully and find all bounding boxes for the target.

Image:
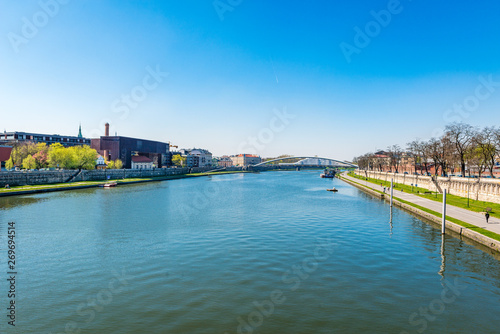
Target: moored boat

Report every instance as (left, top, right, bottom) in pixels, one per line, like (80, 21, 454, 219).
(101, 182, 118, 188)
(320, 169, 336, 178)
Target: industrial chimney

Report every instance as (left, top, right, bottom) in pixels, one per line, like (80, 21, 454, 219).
(104, 123, 110, 161)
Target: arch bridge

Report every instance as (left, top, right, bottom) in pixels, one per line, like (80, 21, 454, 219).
(253, 157, 358, 168)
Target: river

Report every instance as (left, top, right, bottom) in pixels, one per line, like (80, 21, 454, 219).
(1, 171, 499, 333)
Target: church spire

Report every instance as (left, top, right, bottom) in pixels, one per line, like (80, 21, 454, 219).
(78, 123, 82, 138)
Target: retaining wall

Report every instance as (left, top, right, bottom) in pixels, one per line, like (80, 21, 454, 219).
(0, 170, 77, 187)
(356, 170, 500, 204)
(342, 175, 500, 255)
(0, 166, 234, 187)
(0, 165, 299, 187)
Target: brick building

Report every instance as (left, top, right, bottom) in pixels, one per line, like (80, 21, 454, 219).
(91, 123, 170, 169)
(0, 145, 13, 168)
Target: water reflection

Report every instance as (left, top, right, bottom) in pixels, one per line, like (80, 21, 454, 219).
(0, 195, 45, 210)
(439, 234, 446, 278)
(389, 206, 393, 237)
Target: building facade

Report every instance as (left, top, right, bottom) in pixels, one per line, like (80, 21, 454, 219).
(0, 145, 13, 168)
(184, 149, 212, 168)
(1, 130, 91, 147)
(217, 156, 234, 167)
(230, 154, 262, 166)
(91, 123, 170, 169)
(96, 155, 107, 170)
(91, 136, 170, 169)
(131, 156, 154, 169)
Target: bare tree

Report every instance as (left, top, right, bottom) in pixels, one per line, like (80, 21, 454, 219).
(426, 137, 454, 176)
(353, 153, 373, 170)
(444, 123, 477, 176)
(427, 138, 442, 176)
(372, 154, 387, 172)
(473, 127, 498, 178)
(418, 140, 431, 174)
(441, 135, 456, 176)
(387, 145, 402, 173)
(407, 140, 419, 174)
(355, 122, 500, 178)
(466, 138, 485, 177)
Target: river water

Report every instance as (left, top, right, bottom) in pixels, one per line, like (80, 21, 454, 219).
(1, 171, 500, 333)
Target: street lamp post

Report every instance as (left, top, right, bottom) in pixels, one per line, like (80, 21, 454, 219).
(467, 169, 470, 208)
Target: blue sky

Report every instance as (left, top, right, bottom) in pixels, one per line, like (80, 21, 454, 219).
(2, 0, 500, 160)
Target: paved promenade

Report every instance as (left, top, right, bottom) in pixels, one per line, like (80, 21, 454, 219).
(342, 173, 500, 236)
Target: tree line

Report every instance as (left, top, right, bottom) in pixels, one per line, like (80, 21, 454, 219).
(354, 123, 500, 178)
(5, 142, 122, 170)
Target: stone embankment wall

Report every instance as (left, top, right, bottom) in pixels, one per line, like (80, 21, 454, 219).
(0, 165, 297, 187)
(0, 170, 77, 187)
(355, 170, 500, 204)
(0, 166, 244, 187)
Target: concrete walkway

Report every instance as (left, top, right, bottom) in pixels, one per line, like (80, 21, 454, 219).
(342, 173, 500, 235)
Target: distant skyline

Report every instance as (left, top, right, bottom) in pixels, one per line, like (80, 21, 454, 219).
(2, 1, 500, 160)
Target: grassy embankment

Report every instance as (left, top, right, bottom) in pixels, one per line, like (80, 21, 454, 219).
(0, 170, 250, 194)
(340, 173, 500, 243)
(348, 172, 500, 218)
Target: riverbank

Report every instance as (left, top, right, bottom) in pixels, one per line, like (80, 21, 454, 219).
(357, 169, 500, 204)
(350, 171, 500, 219)
(339, 172, 500, 254)
(0, 170, 252, 198)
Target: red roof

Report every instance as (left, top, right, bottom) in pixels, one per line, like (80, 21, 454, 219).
(0, 146, 12, 162)
(132, 156, 153, 163)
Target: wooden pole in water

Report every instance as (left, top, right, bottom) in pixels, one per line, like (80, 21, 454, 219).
(442, 189, 447, 234)
(390, 179, 393, 208)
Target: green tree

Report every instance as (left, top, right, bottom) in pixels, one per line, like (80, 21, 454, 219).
(22, 155, 37, 170)
(48, 143, 75, 169)
(10, 142, 37, 166)
(114, 159, 123, 169)
(106, 159, 123, 169)
(71, 145, 98, 170)
(172, 154, 186, 167)
(5, 158, 14, 170)
(35, 142, 49, 154)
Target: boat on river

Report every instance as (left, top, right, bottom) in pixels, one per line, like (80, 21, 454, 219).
(320, 169, 336, 178)
(101, 182, 118, 188)
(326, 187, 338, 192)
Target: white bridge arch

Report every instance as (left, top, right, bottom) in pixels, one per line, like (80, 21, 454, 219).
(253, 157, 358, 168)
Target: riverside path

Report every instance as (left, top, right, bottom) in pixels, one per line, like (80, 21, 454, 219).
(341, 172, 500, 236)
